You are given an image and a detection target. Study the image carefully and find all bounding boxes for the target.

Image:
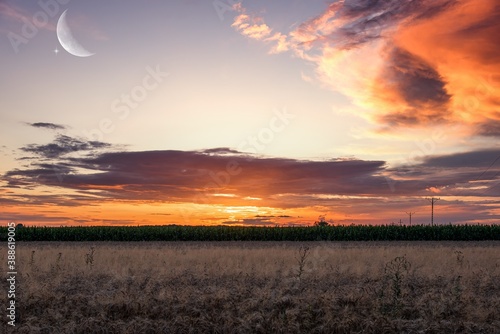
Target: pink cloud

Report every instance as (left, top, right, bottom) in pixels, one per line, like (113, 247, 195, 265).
(231, 6, 289, 54)
(0, 3, 107, 40)
(0, 3, 56, 31)
(68, 12, 108, 41)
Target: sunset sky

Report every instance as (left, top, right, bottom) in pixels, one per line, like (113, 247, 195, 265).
(1, 0, 499, 226)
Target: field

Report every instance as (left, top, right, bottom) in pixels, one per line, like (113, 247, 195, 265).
(3, 224, 500, 241)
(1, 241, 499, 333)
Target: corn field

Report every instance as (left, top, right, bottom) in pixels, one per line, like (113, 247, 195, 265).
(1, 224, 499, 241)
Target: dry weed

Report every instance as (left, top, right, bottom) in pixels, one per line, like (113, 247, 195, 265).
(0, 241, 498, 333)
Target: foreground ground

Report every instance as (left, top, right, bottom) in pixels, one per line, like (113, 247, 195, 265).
(1, 241, 499, 333)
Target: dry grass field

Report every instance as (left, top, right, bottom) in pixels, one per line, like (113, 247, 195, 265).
(1, 241, 499, 333)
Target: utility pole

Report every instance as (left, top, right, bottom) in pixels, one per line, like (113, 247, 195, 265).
(406, 212, 415, 226)
(426, 197, 440, 226)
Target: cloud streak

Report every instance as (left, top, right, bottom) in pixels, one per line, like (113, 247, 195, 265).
(0, 2, 57, 31)
(231, 4, 289, 54)
(28, 122, 67, 130)
(20, 135, 111, 159)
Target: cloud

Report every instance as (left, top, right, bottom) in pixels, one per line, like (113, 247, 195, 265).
(200, 147, 241, 155)
(476, 120, 500, 138)
(426, 186, 441, 194)
(5, 134, 500, 209)
(3, 133, 500, 224)
(254, 214, 292, 218)
(231, 6, 289, 54)
(2, 130, 499, 226)
(388, 149, 500, 198)
(390, 0, 500, 130)
(5, 138, 391, 206)
(28, 122, 67, 130)
(0, 3, 107, 42)
(0, 3, 25, 22)
(231, 0, 500, 136)
(421, 149, 500, 169)
(59, 150, 389, 204)
(232, 13, 271, 39)
(20, 134, 111, 159)
(0, 2, 56, 31)
(222, 217, 275, 226)
(0, 211, 137, 226)
(66, 11, 108, 41)
(373, 46, 452, 127)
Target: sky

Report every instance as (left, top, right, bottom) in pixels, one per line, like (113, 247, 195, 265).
(0, 0, 499, 226)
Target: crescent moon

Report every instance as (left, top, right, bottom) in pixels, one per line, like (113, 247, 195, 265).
(56, 9, 95, 57)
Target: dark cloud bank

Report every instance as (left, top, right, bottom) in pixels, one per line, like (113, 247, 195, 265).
(3, 135, 499, 208)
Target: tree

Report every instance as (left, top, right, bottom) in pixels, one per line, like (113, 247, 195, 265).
(314, 215, 330, 227)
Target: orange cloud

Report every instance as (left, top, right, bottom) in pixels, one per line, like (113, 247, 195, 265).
(232, 12, 272, 39)
(231, 7, 289, 53)
(232, 1, 500, 137)
(426, 187, 442, 194)
(393, 0, 499, 133)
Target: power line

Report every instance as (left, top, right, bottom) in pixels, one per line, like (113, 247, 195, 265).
(406, 211, 416, 226)
(445, 152, 500, 198)
(426, 197, 440, 226)
(476, 169, 500, 197)
(474, 153, 500, 183)
(467, 153, 500, 197)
